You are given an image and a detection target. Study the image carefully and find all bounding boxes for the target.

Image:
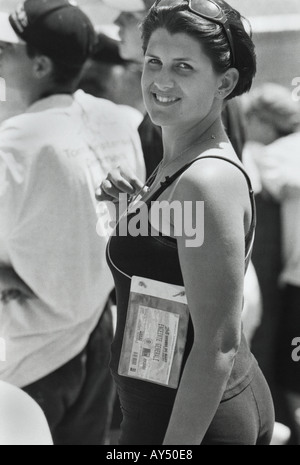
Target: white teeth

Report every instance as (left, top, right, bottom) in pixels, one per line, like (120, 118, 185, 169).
(155, 94, 178, 103)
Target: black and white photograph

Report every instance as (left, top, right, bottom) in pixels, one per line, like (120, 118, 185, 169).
(0, 0, 299, 449)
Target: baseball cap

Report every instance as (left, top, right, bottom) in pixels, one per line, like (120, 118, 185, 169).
(0, 12, 22, 44)
(0, 0, 96, 68)
(101, 0, 156, 13)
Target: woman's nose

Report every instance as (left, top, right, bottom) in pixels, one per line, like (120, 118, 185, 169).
(154, 69, 174, 91)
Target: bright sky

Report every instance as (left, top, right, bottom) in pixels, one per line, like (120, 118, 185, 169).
(228, 0, 300, 17)
(0, 0, 300, 24)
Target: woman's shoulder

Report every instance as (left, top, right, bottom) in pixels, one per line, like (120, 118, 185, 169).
(174, 149, 249, 202)
(170, 151, 252, 235)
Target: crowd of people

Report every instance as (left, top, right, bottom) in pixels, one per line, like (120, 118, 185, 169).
(243, 83, 300, 443)
(0, 0, 299, 446)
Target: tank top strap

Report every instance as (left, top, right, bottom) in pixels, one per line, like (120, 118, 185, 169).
(151, 155, 253, 199)
(149, 155, 256, 267)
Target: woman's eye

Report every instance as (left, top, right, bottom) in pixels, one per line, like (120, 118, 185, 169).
(146, 58, 162, 66)
(177, 63, 193, 71)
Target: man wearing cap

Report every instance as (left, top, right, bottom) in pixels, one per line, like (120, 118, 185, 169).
(101, 0, 163, 179)
(0, 0, 145, 445)
(103, 0, 155, 63)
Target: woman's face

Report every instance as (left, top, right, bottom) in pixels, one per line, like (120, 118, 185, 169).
(142, 28, 222, 128)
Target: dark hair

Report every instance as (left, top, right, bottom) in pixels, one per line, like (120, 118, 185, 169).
(142, 0, 256, 99)
(26, 44, 84, 88)
(91, 33, 127, 65)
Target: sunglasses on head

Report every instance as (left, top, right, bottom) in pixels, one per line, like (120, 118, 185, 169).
(154, 0, 236, 67)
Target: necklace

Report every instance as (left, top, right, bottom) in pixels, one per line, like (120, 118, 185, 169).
(129, 133, 216, 205)
(156, 134, 216, 180)
(108, 133, 216, 280)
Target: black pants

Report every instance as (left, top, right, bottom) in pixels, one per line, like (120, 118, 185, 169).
(116, 366, 275, 445)
(23, 304, 115, 445)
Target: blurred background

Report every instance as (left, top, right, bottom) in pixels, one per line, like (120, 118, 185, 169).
(0, 0, 300, 445)
(0, 0, 299, 96)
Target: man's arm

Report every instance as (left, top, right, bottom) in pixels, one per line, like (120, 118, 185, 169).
(0, 129, 34, 304)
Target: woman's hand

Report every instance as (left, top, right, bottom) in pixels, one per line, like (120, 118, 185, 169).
(95, 165, 147, 202)
(0, 268, 35, 304)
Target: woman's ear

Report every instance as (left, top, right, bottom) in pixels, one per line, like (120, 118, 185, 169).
(32, 55, 53, 80)
(216, 68, 239, 100)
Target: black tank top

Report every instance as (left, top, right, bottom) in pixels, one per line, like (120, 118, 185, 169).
(107, 155, 258, 404)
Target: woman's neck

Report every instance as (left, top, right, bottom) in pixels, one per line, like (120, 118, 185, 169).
(161, 114, 227, 164)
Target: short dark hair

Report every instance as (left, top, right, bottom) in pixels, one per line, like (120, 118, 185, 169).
(26, 44, 84, 88)
(142, 0, 256, 99)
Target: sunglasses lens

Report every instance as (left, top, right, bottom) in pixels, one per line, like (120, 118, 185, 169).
(155, 0, 235, 66)
(190, 0, 221, 18)
(155, 0, 183, 7)
(157, 0, 221, 16)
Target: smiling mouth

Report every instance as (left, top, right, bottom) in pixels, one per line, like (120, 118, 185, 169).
(153, 93, 180, 104)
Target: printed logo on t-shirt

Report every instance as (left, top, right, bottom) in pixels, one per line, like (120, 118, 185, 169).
(0, 152, 24, 195)
(11, 4, 29, 33)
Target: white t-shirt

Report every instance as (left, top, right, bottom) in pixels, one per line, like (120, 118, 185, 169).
(0, 91, 145, 387)
(244, 134, 300, 287)
(0, 381, 53, 445)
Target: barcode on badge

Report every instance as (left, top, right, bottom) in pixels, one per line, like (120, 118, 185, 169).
(142, 348, 151, 358)
(132, 352, 138, 366)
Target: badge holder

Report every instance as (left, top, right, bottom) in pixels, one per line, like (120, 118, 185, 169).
(118, 276, 189, 389)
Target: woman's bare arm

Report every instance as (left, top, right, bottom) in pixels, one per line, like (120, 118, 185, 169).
(163, 160, 251, 445)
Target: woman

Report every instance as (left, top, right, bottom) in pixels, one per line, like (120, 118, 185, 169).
(99, 0, 275, 445)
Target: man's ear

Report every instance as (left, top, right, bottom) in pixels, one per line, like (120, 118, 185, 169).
(32, 55, 53, 79)
(216, 68, 239, 100)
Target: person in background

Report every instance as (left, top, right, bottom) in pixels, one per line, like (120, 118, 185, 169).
(243, 82, 300, 444)
(242, 262, 262, 345)
(0, 0, 145, 445)
(79, 31, 145, 117)
(102, 0, 162, 177)
(99, 0, 274, 445)
(0, 381, 53, 445)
